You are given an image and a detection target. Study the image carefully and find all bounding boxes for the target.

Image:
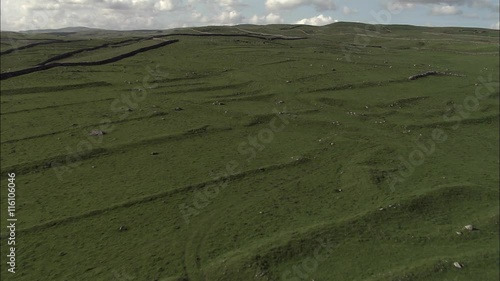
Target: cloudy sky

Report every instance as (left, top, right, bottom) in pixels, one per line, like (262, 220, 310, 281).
(1, 0, 499, 31)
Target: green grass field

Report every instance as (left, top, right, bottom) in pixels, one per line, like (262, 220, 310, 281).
(0, 23, 499, 281)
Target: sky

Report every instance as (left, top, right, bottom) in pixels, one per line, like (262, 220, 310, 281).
(0, 0, 499, 31)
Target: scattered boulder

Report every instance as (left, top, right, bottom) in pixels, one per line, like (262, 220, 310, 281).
(464, 224, 475, 231)
(151, 152, 159, 156)
(89, 129, 106, 136)
(453, 262, 464, 269)
(119, 225, 128, 232)
(174, 107, 183, 111)
(212, 101, 225, 105)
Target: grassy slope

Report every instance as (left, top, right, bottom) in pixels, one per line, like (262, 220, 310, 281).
(0, 23, 499, 281)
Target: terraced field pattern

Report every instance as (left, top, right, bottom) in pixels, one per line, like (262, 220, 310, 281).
(0, 23, 499, 281)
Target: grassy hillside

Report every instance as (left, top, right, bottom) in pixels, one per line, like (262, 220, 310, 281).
(0, 23, 499, 281)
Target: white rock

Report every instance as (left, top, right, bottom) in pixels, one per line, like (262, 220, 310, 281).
(453, 262, 463, 269)
(464, 225, 474, 231)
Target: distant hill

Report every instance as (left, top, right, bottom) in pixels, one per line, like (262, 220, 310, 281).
(15, 23, 499, 35)
(22, 26, 105, 33)
(0, 22, 499, 281)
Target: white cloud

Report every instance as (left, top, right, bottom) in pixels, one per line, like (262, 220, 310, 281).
(265, 13, 284, 24)
(389, 0, 499, 13)
(2, 0, 188, 30)
(463, 13, 480, 19)
(343, 6, 358, 15)
(386, 1, 415, 13)
(185, 1, 249, 26)
(214, 9, 244, 24)
(154, 0, 178, 11)
(296, 14, 337, 25)
(249, 13, 284, 24)
(216, 0, 244, 7)
(431, 5, 463, 15)
(0, 0, 498, 31)
(266, 0, 337, 11)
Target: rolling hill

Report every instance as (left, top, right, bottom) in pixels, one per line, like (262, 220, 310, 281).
(0, 23, 499, 281)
